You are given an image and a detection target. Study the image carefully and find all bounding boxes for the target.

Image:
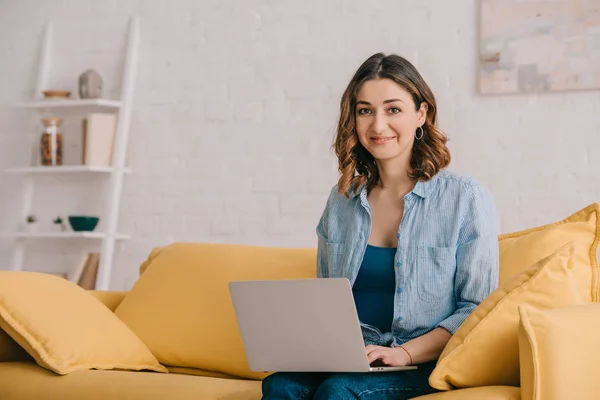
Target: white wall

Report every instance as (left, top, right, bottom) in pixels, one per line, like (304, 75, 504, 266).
(0, 0, 598, 290)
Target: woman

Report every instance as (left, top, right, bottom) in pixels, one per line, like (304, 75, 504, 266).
(262, 53, 499, 400)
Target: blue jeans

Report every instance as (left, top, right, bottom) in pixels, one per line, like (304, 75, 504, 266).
(261, 361, 439, 400)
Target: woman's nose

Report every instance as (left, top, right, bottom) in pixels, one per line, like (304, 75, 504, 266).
(372, 113, 387, 134)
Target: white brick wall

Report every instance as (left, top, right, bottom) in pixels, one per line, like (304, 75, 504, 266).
(1, 0, 599, 290)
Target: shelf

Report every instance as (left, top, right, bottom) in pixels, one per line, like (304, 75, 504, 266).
(9, 16, 141, 290)
(16, 98, 123, 111)
(5, 232, 131, 240)
(5, 165, 132, 174)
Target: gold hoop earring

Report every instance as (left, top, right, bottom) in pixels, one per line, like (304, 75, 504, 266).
(415, 126, 424, 140)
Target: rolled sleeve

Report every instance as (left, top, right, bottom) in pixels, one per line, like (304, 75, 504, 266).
(436, 184, 499, 334)
(316, 187, 336, 279)
(316, 234, 329, 278)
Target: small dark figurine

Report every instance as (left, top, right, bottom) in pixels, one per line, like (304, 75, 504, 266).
(53, 216, 67, 232)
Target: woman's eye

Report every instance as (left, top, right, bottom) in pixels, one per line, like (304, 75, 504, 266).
(389, 107, 401, 114)
(357, 108, 371, 115)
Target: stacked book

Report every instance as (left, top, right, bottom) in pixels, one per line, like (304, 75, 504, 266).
(81, 113, 117, 166)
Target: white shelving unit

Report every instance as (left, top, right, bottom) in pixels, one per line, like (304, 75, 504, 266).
(4, 232, 131, 240)
(17, 99, 123, 110)
(5, 16, 140, 290)
(5, 166, 132, 174)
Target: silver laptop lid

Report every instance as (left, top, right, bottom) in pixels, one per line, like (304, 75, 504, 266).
(229, 278, 372, 372)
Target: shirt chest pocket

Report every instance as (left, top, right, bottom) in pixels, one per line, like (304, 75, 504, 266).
(413, 246, 457, 303)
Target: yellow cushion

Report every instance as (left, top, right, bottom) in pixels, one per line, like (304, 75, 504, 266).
(429, 242, 584, 390)
(166, 366, 241, 380)
(518, 303, 600, 400)
(498, 203, 600, 301)
(87, 290, 128, 312)
(0, 362, 262, 400)
(114, 242, 317, 380)
(0, 271, 167, 375)
(411, 386, 521, 400)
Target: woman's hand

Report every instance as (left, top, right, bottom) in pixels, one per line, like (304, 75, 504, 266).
(365, 345, 411, 367)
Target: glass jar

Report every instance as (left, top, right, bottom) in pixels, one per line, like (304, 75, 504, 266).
(40, 117, 63, 166)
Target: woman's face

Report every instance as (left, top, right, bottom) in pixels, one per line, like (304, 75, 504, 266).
(355, 78, 427, 165)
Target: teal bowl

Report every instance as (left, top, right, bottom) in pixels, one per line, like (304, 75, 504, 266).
(68, 216, 100, 232)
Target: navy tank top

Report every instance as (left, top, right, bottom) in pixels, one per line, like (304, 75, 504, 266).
(351, 244, 396, 333)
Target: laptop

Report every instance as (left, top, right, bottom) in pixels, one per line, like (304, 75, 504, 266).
(228, 277, 417, 373)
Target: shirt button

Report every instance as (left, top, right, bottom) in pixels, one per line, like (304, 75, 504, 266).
(396, 233, 400, 239)
(396, 261, 401, 267)
(398, 288, 403, 293)
(398, 317, 403, 321)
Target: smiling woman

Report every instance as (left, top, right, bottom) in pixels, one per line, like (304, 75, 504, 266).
(335, 53, 451, 197)
(261, 53, 500, 400)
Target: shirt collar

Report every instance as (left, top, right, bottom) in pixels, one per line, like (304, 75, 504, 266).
(412, 174, 439, 198)
(349, 173, 439, 199)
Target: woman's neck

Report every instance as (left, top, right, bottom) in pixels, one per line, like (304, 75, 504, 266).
(375, 156, 416, 197)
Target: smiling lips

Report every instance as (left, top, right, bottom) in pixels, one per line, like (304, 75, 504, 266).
(370, 136, 395, 144)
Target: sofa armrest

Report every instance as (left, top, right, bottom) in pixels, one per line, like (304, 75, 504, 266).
(88, 290, 128, 312)
(518, 303, 600, 400)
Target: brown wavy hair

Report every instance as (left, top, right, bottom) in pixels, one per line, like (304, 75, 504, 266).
(334, 53, 451, 197)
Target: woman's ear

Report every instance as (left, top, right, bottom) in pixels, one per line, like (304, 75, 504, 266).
(418, 102, 428, 125)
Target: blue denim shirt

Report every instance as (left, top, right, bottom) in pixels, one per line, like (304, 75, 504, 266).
(316, 169, 499, 347)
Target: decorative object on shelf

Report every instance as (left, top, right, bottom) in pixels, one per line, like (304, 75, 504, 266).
(71, 252, 100, 289)
(52, 216, 67, 232)
(24, 215, 38, 233)
(78, 69, 103, 99)
(42, 90, 71, 99)
(69, 253, 89, 283)
(81, 113, 117, 166)
(46, 272, 69, 279)
(40, 117, 63, 166)
(68, 215, 100, 232)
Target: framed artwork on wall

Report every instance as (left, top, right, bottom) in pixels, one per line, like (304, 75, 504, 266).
(479, 0, 600, 94)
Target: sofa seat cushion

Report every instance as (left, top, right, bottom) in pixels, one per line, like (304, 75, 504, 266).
(166, 365, 243, 380)
(411, 386, 520, 399)
(0, 362, 262, 400)
(114, 242, 317, 380)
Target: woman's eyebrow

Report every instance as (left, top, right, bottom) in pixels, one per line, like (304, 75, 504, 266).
(356, 99, 404, 106)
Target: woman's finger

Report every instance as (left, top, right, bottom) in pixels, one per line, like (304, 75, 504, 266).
(380, 355, 392, 365)
(367, 349, 383, 363)
(365, 345, 382, 354)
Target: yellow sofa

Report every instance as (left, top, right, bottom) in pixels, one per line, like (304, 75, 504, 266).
(1, 203, 599, 400)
